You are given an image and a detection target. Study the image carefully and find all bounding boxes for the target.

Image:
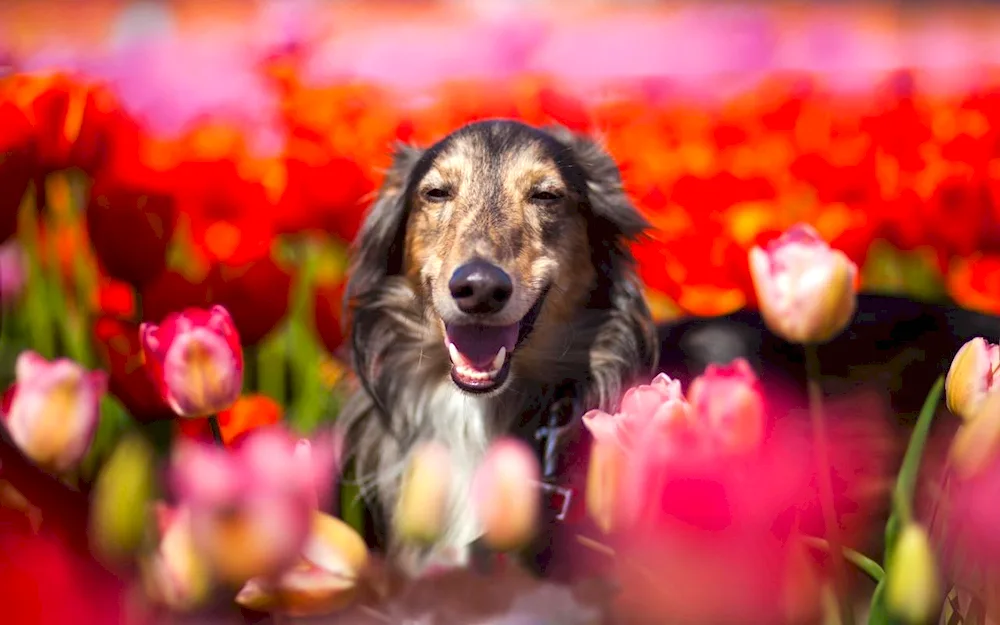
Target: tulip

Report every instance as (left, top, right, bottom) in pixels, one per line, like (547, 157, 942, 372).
(394, 441, 452, 545)
(2, 351, 107, 473)
(582, 372, 693, 449)
(748, 223, 858, 344)
(141, 504, 212, 612)
(950, 390, 1000, 478)
(236, 512, 370, 617)
(90, 433, 156, 567)
(945, 337, 1000, 422)
(85, 177, 177, 289)
(140, 305, 244, 419)
(0, 240, 25, 308)
(169, 427, 337, 585)
(885, 524, 941, 624)
(472, 438, 540, 552)
(211, 256, 293, 346)
(585, 437, 626, 534)
(687, 358, 766, 455)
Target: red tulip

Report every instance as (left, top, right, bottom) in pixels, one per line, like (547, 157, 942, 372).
(0, 99, 36, 243)
(313, 280, 347, 356)
(140, 269, 215, 327)
(211, 256, 293, 346)
(85, 176, 178, 289)
(92, 316, 176, 423)
(140, 305, 244, 419)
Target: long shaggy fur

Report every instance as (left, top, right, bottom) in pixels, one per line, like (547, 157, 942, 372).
(338, 120, 657, 574)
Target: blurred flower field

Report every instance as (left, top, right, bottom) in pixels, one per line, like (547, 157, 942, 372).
(3, 1, 1000, 623)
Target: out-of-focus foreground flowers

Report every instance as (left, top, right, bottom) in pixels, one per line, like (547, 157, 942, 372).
(580, 363, 887, 625)
(2, 351, 106, 473)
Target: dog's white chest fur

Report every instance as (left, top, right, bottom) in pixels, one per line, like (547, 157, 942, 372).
(390, 380, 497, 572)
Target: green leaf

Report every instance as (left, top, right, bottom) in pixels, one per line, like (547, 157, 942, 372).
(256, 329, 287, 405)
(870, 377, 945, 625)
(801, 535, 885, 584)
(860, 240, 948, 303)
(891, 376, 945, 528)
(18, 184, 55, 360)
(867, 580, 890, 625)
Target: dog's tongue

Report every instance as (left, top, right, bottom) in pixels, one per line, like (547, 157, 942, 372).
(445, 323, 519, 367)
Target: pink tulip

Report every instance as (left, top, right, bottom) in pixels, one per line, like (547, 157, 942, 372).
(168, 426, 337, 585)
(945, 337, 1000, 422)
(140, 305, 244, 419)
(749, 223, 858, 344)
(1, 351, 107, 473)
(582, 372, 694, 449)
(141, 504, 212, 612)
(687, 358, 766, 455)
(472, 438, 541, 552)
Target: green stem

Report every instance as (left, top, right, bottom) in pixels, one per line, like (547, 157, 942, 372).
(801, 535, 885, 585)
(891, 376, 945, 526)
(208, 415, 225, 447)
(805, 344, 856, 625)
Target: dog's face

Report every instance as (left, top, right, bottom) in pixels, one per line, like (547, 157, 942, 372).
(347, 120, 651, 397)
(401, 123, 596, 394)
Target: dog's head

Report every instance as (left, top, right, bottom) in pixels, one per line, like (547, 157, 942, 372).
(346, 119, 650, 396)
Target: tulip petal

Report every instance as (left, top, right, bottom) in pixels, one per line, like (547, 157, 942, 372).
(303, 512, 369, 580)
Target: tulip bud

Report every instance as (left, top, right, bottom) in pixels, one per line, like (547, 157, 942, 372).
(885, 524, 941, 624)
(90, 433, 156, 567)
(140, 305, 244, 418)
(472, 438, 540, 552)
(394, 441, 452, 545)
(142, 505, 213, 612)
(749, 223, 858, 345)
(687, 358, 765, 455)
(236, 512, 370, 617)
(945, 337, 1000, 422)
(950, 390, 1000, 478)
(3, 351, 107, 473)
(586, 437, 625, 534)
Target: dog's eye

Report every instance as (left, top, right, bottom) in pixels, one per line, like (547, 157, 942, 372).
(422, 187, 453, 202)
(530, 190, 563, 203)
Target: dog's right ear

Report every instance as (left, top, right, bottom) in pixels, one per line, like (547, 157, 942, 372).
(344, 144, 425, 315)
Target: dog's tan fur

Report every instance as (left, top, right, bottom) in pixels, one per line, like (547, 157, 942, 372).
(339, 120, 658, 575)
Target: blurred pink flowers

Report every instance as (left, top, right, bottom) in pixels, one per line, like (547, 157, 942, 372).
(1, 351, 107, 473)
(472, 438, 541, 553)
(749, 223, 858, 344)
(0, 240, 25, 307)
(140, 304, 244, 419)
(168, 426, 338, 585)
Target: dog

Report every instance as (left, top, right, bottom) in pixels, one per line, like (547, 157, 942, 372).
(338, 117, 1000, 585)
(337, 119, 659, 577)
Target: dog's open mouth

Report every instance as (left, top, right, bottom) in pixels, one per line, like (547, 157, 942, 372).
(444, 290, 548, 394)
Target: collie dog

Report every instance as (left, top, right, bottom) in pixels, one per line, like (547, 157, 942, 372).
(338, 117, 1000, 582)
(338, 119, 658, 575)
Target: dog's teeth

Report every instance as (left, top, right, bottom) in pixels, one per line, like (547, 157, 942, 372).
(491, 347, 506, 372)
(448, 342, 461, 365)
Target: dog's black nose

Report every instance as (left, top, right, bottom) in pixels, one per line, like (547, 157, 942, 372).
(449, 260, 513, 315)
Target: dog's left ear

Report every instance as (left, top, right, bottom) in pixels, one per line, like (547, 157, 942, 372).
(545, 126, 660, 405)
(344, 144, 425, 316)
(544, 125, 651, 245)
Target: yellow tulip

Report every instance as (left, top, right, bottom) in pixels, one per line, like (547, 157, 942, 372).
(236, 512, 370, 617)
